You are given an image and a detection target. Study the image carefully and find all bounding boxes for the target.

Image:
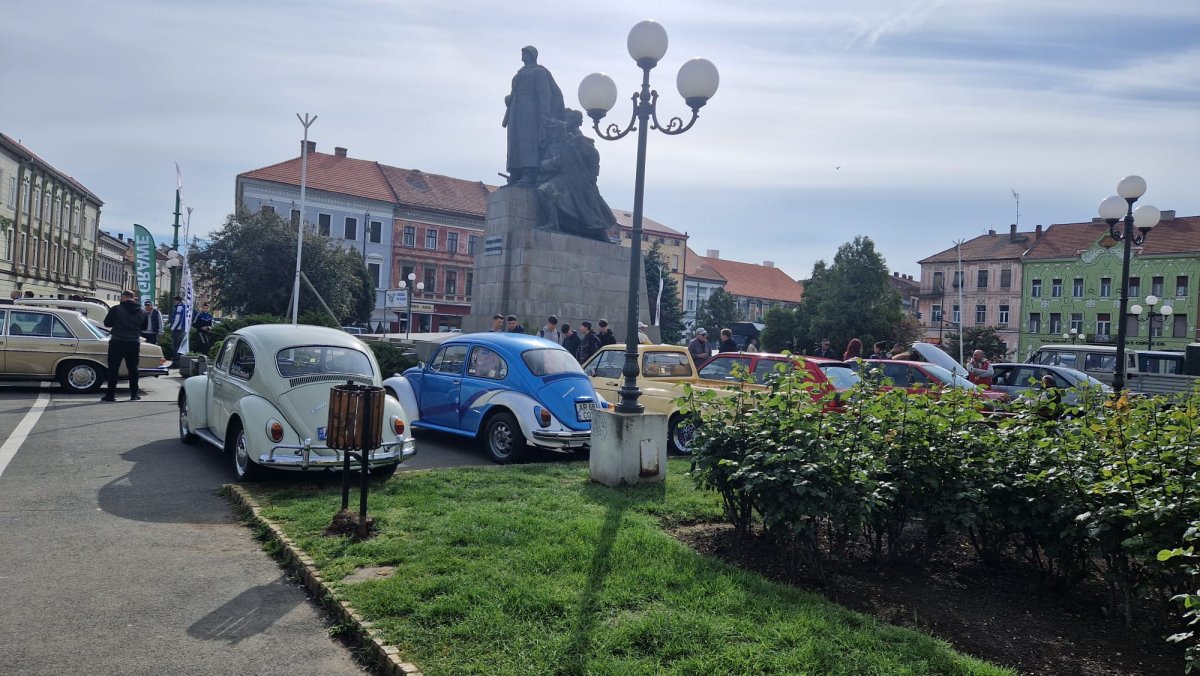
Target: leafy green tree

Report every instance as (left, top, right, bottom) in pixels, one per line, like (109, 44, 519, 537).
(694, 288, 740, 336)
(945, 326, 1010, 362)
(191, 209, 373, 324)
(800, 237, 902, 351)
(760, 306, 803, 353)
(644, 243, 684, 343)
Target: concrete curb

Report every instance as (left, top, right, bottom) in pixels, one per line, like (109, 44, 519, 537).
(224, 485, 423, 676)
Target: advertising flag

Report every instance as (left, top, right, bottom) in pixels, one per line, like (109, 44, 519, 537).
(179, 248, 194, 355)
(132, 224, 156, 303)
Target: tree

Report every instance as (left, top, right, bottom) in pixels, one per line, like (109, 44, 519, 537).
(891, 315, 924, 347)
(799, 237, 903, 353)
(694, 288, 739, 336)
(644, 243, 684, 343)
(191, 209, 373, 324)
(760, 306, 803, 352)
(945, 326, 1009, 362)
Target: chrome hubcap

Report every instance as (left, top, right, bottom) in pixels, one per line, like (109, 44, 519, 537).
(69, 365, 98, 390)
(179, 403, 190, 437)
(673, 420, 697, 453)
(235, 433, 250, 475)
(491, 422, 513, 457)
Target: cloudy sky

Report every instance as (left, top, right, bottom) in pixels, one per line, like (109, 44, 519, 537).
(5, 0, 1197, 281)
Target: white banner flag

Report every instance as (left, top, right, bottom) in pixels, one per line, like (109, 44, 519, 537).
(654, 270, 665, 326)
(180, 251, 194, 355)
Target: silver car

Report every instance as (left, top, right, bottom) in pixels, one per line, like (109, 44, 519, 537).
(990, 362, 1111, 405)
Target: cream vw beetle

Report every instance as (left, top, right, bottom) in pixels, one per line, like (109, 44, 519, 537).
(178, 325, 415, 481)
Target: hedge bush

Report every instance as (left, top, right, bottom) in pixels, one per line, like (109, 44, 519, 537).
(679, 360, 1200, 668)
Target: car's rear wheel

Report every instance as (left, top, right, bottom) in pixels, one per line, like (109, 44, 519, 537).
(668, 413, 698, 455)
(58, 361, 105, 394)
(178, 393, 198, 444)
(228, 422, 264, 482)
(483, 411, 527, 464)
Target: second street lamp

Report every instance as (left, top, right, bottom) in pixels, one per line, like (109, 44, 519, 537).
(578, 20, 719, 414)
(1128, 295, 1173, 352)
(1098, 175, 1161, 393)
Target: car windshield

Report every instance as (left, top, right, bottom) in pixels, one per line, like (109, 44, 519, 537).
(819, 364, 861, 390)
(275, 345, 374, 379)
(83, 317, 109, 339)
(522, 348, 585, 377)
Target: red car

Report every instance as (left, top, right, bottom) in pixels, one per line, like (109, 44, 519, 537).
(854, 359, 1008, 403)
(696, 352, 843, 402)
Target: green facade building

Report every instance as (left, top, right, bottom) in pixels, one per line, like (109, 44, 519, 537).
(1018, 213, 1200, 359)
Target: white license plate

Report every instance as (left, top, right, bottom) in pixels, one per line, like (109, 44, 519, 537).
(575, 402, 594, 422)
(317, 426, 327, 440)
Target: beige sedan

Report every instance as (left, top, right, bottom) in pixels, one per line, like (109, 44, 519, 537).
(1, 305, 167, 393)
(582, 344, 702, 454)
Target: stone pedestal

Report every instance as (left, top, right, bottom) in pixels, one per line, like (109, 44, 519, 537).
(588, 409, 668, 486)
(463, 187, 649, 339)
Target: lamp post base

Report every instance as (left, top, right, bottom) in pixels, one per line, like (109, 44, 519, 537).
(588, 408, 668, 486)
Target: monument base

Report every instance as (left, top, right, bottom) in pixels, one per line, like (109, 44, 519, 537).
(588, 409, 668, 486)
(464, 187, 649, 340)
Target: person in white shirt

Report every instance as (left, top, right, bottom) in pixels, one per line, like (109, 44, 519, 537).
(537, 315, 562, 343)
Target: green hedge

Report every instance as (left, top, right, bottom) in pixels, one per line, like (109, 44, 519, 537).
(679, 362, 1199, 670)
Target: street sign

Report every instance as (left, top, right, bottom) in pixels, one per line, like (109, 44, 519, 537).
(410, 302, 435, 313)
(484, 235, 503, 256)
(384, 289, 409, 308)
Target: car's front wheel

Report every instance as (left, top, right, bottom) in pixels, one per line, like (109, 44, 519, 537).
(178, 393, 198, 444)
(228, 422, 264, 482)
(483, 411, 527, 464)
(58, 361, 105, 394)
(668, 413, 698, 456)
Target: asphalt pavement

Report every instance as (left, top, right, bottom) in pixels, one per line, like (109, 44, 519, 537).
(0, 373, 495, 675)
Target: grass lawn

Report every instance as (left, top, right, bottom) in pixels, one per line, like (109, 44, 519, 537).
(248, 459, 1011, 675)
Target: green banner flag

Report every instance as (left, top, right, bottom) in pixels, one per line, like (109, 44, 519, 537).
(133, 224, 156, 302)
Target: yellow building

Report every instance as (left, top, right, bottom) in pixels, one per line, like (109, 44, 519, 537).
(611, 209, 688, 303)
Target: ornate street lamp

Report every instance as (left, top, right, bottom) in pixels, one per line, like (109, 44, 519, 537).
(400, 272, 425, 339)
(578, 20, 719, 413)
(1098, 175, 1161, 392)
(1128, 295, 1173, 352)
(1061, 327, 1081, 345)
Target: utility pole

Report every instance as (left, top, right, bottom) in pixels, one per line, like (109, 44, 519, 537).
(291, 113, 317, 325)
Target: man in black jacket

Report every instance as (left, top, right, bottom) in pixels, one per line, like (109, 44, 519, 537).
(596, 318, 617, 347)
(102, 290, 148, 402)
(575, 321, 601, 364)
(560, 323, 581, 358)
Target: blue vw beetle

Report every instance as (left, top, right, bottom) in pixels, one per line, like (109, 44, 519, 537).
(383, 333, 605, 463)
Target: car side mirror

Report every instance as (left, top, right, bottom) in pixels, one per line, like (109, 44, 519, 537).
(418, 361, 426, 370)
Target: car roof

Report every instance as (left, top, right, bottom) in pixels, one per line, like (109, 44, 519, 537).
(13, 299, 109, 315)
(234, 323, 368, 350)
(5, 304, 87, 319)
(442, 331, 564, 351)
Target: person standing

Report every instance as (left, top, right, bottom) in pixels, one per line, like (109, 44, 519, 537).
(141, 301, 163, 346)
(5, 289, 20, 304)
(537, 315, 561, 343)
(102, 290, 147, 402)
(489, 314, 504, 332)
(576, 320, 601, 364)
(596, 318, 617, 347)
(717, 328, 739, 353)
(168, 295, 188, 366)
(193, 302, 214, 355)
(561, 323, 581, 358)
(745, 337, 759, 352)
(866, 341, 888, 360)
(688, 328, 710, 364)
(505, 314, 526, 334)
(637, 322, 651, 345)
(843, 338, 863, 361)
(965, 349, 994, 386)
(814, 338, 837, 359)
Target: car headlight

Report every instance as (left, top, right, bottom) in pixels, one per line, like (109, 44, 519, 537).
(266, 419, 284, 443)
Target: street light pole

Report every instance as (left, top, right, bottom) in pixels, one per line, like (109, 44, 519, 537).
(1128, 295, 1173, 352)
(578, 20, 719, 414)
(404, 272, 424, 339)
(292, 113, 317, 326)
(1098, 176, 1161, 392)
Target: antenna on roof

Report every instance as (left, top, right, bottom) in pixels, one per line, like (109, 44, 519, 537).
(1011, 189, 1020, 228)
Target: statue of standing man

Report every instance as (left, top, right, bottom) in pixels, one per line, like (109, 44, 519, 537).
(502, 46, 565, 187)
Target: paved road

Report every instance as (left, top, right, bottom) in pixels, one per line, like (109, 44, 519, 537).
(0, 374, 495, 675)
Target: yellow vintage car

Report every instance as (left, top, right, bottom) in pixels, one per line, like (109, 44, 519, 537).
(1, 305, 168, 393)
(581, 344, 701, 454)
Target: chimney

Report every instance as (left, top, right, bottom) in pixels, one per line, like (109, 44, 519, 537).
(1035, 224, 1043, 239)
(763, 261, 774, 268)
(893, 272, 899, 277)
(1009, 223, 1017, 241)
(706, 249, 720, 259)
(1160, 209, 1176, 220)
(334, 147, 347, 157)
(988, 229, 996, 235)
(304, 140, 316, 154)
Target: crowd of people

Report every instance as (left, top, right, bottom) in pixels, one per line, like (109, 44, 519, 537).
(488, 313, 631, 364)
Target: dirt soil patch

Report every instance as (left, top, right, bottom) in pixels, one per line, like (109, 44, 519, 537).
(672, 523, 1184, 675)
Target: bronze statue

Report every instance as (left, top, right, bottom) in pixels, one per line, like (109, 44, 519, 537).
(536, 109, 617, 242)
(502, 46, 564, 187)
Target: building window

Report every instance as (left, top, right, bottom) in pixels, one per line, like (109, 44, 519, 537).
(977, 270, 988, 288)
(931, 304, 942, 322)
(932, 271, 944, 292)
(1072, 278, 1084, 297)
(468, 235, 478, 255)
(7, 176, 15, 207)
(1000, 268, 1011, 289)
(1151, 276, 1164, 297)
(404, 226, 416, 247)
(1051, 279, 1062, 298)
(445, 270, 457, 295)
(260, 205, 275, 215)
(1100, 277, 1112, 297)
(998, 305, 1009, 325)
(672, 254, 679, 272)
(344, 217, 357, 240)
(975, 304, 986, 324)
(1031, 279, 1042, 297)
(3, 227, 11, 260)
(1128, 276, 1140, 298)
(424, 267, 436, 292)
(1174, 315, 1187, 338)
(465, 272, 473, 297)
(291, 209, 300, 226)
(1028, 312, 1041, 333)
(1151, 316, 1165, 338)
(952, 304, 960, 324)
(369, 221, 382, 243)
(401, 265, 414, 284)
(1049, 312, 1061, 334)
(1070, 312, 1083, 333)
(1125, 314, 1140, 337)
(952, 270, 962, 288)
(367, 262, 381, 288)
(317, 213, 331, 237)
(425, 228, 437, 250)
(1097, 313, 1111, 336)
(1176, 275, 1189, 297)
(447, 232, 459, 254)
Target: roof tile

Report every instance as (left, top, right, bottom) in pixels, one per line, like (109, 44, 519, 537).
(696, 255, 804, 303)
(1023, 215, 1200, 259)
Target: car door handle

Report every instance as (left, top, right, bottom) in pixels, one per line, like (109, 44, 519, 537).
(452, 379, 461, 385)
(604, 381, 619, 387)
(58, 342, 75, 347)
